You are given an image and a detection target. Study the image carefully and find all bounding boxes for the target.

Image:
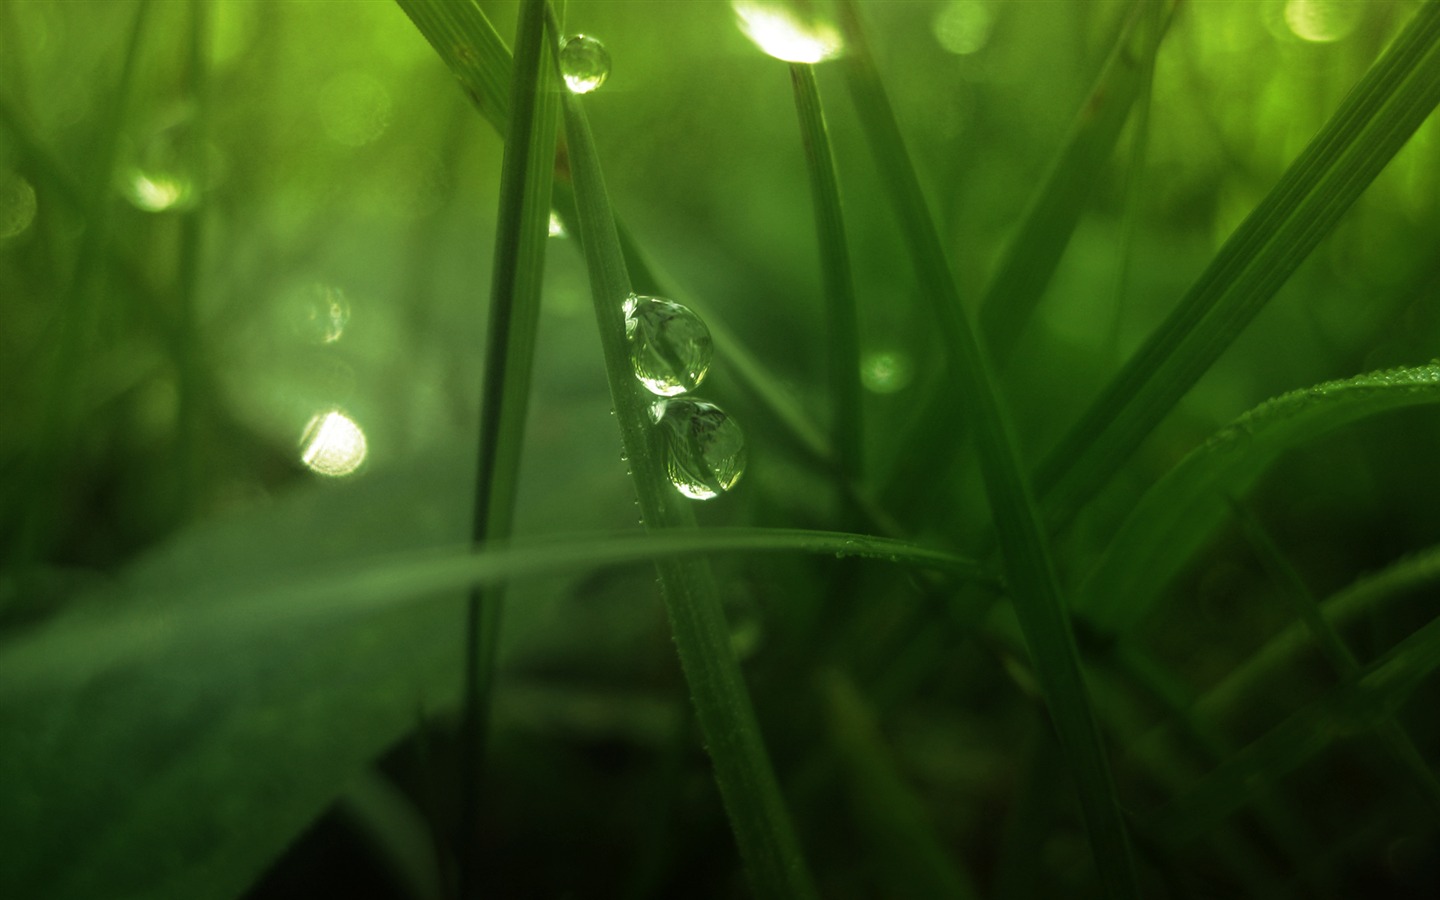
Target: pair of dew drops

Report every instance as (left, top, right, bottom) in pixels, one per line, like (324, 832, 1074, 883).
(624, 295, 746, 501)
(557, 36, 743, 501)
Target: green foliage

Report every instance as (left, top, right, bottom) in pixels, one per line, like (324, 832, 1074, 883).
(4, 1, 1440, 898)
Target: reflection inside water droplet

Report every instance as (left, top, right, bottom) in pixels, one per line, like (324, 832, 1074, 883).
(652, 398, 746, 500)
(624, 294, 713, 396)
(0, 172, 37, 238)
(560, 34, 611, 94)
(732, 0, 844, 63)
(300, 409, 368, 477)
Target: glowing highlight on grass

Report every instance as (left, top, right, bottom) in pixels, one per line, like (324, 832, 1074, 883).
(733, 1, 843, 64)
(300, 410, 368, 477)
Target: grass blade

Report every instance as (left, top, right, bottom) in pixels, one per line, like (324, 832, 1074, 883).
(560, 85, 818, 898)
(1077, 364, 1440, 635)
(455, 0, 558, 893)
(978, 0, 1173, 366)
(790, 62, 862, 489)
(834, 3, 1139, 896)
(395, 0, 512, 137)
(1036, 0, 1440, 529)
(882, 0, 1173, 517)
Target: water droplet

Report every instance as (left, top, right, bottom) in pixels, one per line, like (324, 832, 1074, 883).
(300, 409, 368, 477)
(121, 116, 198, 212)
(0, 172, 37, 239)
(932, 1, 994, 56)
(732, 1, 844, 63)
(652, 398, 746, 500)
(1284, 0, 1364, 43)
(548, 210, 566, 237)
(860, 350, 913, 394)
(560, 34, 611, 94)
(624, 294, 713, 396)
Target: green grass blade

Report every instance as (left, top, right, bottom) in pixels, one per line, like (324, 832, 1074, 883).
(834, 3, 1138, 896)
(0, 525, 991, 697)
(560, 87, 818, 899)
(456, 0, 558, 893)
(174, 0, 211, 517)
(882, 0, 1172, 517)
(395, 0, 512, 136)
(1036, 1, 1440, 528)
(1142, 606, 1440, 846)
(790, 62, 862, 489)
(1077, 364, 1440, 635)
(821, 671, 979, 899)
(978, 0, 1173, 366)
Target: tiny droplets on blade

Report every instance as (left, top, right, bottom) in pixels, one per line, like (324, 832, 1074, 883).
(652, 398, 746, 500)
(624, 294, 713, 396)
(559, 34, 611, 94)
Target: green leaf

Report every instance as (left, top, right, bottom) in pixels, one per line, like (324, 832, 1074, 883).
(1035, 0, 1440, 529)
(395, 0, 512, 137)
(1077, 363, 1440, 634)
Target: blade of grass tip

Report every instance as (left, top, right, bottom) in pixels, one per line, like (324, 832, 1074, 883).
(457, 0, 557, 895)
(1230, 499, 1440, 815)
(174, 0, 211, 518)
(9, 0, 152, 568)
(561, 88, 818, 899)
(881, 0, 1174, 518)
(790, 62, 862, 494)
(395, 0, 512, 137)
(833, 3, 1139, 897)
(1035, 1, 1440, 532)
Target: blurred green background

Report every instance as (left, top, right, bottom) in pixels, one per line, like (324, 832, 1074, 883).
(3, 0, 1440, 897)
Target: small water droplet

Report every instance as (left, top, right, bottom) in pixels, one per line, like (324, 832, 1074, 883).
(652, 398, 746, 500)
(624, 294, 713, 396)
(548, 210, 566, 237)
(932, 1, 994, 56)
(319, 71, 393, 147)
(121, 113, 200, 213)
(732, 1, 844, 63)
(0, 172, 37, 239)
(560, 34, 611, 94)
(280, 282, 352, 344)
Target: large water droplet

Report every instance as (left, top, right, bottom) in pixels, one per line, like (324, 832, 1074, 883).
(300, 408, 368, 477)
(732, 1, 844, 63)
(652, 398, 746, 500)
(624, 294, 713, 396)
(560, 34, 611, 94)
(0, 172, 37, 239)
